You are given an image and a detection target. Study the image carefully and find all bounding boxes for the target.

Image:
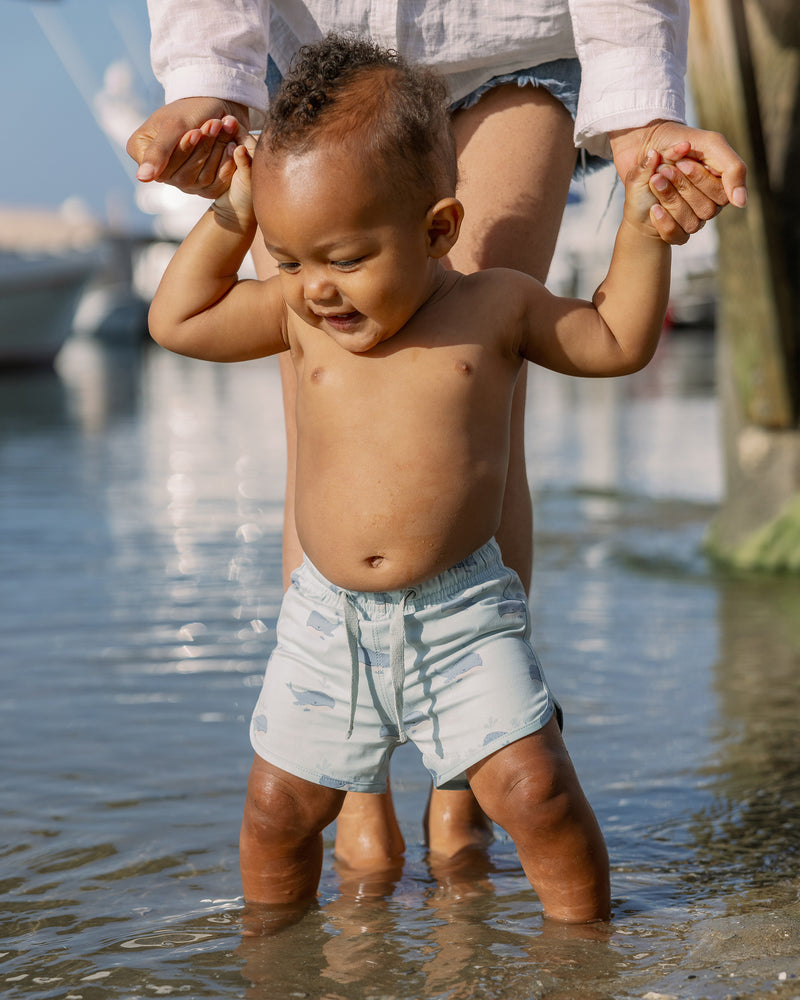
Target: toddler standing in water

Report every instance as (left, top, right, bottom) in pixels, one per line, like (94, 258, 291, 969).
(150, 33, 683, 925)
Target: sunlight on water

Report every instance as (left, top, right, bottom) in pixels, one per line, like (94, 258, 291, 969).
(1, 333, 799, 999)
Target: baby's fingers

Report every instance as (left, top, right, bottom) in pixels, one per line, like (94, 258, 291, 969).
(232, 142, 253, 173)
(199, 115, 250, 144)
(225, 141, 256, 214)
(165, 117, 249, 197)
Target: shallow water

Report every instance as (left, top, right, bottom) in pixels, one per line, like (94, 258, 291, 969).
(1, 331, 799, 1000)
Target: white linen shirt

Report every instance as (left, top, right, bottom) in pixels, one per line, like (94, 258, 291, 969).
(147, 0, 688, 158)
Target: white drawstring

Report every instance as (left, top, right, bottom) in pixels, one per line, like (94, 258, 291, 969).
(342, 594, 361, 740)
(389, 589, 414, 737)
(342, 589, 415, 740)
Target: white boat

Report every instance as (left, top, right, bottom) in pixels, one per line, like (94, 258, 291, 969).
(0, 248, 106, 367)
(0, 206, 108, 367)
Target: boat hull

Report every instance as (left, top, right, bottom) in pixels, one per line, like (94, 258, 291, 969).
(0, 250, 100, 367)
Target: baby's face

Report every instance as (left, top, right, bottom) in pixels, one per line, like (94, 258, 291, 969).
(252, 146, 443, 353)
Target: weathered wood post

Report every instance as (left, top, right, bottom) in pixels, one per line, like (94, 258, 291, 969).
(689, 0, 800, 570)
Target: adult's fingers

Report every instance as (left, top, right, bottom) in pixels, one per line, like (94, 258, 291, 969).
(128, 109, 194, 181)
(651, 123, 748, 208)
(649, 203, 690, 246)
(673, 158, 727, 206)
(127, 98, 250, 183)
(694, 131, 748, 207)
(172, 119, 243, 196)
(152, 135, 234, 197)
(651, 163, 719, 232)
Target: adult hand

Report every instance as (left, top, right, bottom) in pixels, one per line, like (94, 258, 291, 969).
(126, 97, 251, 198)
(610, 120, 747, 244)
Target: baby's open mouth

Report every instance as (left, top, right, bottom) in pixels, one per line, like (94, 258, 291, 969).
(322, 311, 361, 329)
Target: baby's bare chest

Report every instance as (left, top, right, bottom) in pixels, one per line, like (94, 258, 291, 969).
(298, 341, 516, 415)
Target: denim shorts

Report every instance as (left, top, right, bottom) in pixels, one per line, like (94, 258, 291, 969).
(451, 59, 605, 175)
(450, 58, 582, 118)
(268, 55, 604, 174)
(249, 539, 559, 792)
(270, 55, 581, 116)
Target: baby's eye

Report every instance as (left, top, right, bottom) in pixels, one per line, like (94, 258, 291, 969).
(331, 257, 363, 271)
(277, 261, 300, 273)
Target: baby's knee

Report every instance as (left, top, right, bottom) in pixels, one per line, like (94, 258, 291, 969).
(499, 767, 577, 829)
(471, 733, 581, 829)
(243, 758, 342, 844)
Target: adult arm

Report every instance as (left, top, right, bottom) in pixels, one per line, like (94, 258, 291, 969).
(148, 0, 270, 111)
(570, 0, 689, 158)
(126, 0, 270, 194)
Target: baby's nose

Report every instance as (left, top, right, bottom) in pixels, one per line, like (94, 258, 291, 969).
(304, 270, 337, 302)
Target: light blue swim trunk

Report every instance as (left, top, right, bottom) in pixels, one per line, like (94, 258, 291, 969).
(249, 539, 560, 793)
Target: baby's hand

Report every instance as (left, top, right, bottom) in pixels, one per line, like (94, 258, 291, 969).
(622, 143, 717, 246)
(621, 149, 665, 238)
(199, 123, 257, 231)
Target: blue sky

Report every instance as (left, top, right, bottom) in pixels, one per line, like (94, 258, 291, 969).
(1, 0, 160, 228)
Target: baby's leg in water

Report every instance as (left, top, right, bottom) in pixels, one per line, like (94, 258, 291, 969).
(467, 716, 611, 924)
(240, 754, 345, 905)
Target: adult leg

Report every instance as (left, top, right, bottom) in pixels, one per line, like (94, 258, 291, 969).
(466, 717, 611, 924)
(333, 779, 405, 870)
(449, 81, 577, 582)
(426, 82, 578, 858)
(276, 351, 302, 590)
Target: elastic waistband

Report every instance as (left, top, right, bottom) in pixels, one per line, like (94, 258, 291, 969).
(291, 538, 512, 742)
(294, 538, 508, 616)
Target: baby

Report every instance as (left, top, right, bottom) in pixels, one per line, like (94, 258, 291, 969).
(150, 33, 677, 924)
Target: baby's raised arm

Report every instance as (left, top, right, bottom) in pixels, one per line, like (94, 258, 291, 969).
(149, 134, 287, 363)
(517, 150, 673, 378)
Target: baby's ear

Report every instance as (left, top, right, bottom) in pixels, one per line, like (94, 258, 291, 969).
(426, 198, 464, 258)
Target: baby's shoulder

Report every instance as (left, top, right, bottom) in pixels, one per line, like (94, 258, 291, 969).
(458, 266, 543, 294)
(454, 267, 545, 315)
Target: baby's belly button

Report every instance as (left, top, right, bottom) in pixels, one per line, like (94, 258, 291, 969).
(365, 555, 385, 568)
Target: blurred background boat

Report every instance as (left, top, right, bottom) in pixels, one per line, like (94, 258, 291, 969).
(0, 205, 108, 367)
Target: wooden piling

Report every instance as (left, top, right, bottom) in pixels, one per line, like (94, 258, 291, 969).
(689, 0, 800, 569)
(689, 0, 796, 428)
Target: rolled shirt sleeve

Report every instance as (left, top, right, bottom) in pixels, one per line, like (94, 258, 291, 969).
(569, 0, 689, 158)
(147, 0, 271, 115)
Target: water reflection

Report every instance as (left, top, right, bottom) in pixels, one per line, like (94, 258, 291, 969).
(525, 329, 720, 503)
(0, 368, 72, 433)
(689, 575, 800, 896)
(55, 338, 143, 432)
(237, 878, 620, 1000)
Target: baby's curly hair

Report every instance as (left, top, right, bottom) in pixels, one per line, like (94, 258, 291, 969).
(258, 32, 458, 206)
